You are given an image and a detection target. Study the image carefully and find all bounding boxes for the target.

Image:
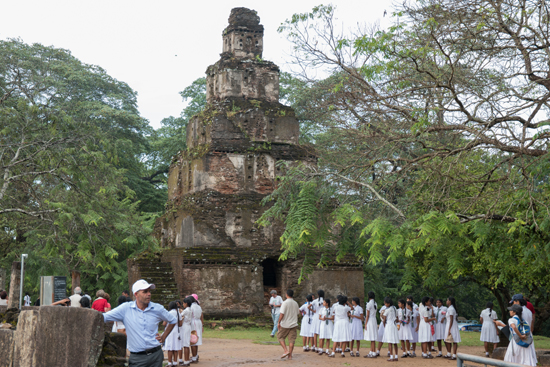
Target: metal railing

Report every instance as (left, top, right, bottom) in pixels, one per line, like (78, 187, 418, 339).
(457, 353, 525, 367)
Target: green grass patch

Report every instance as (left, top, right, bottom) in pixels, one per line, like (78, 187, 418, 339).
(203, 327, 550, 349)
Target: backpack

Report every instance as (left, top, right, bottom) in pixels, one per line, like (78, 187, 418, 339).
(510, 316, 533, 348)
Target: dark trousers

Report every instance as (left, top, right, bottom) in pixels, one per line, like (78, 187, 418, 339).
(129, 348, 164, 367)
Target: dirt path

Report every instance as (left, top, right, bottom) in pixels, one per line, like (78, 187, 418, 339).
(165, 340, 486, 366)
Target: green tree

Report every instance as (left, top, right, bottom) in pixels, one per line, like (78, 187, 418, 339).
(260, 1, 550, 331)
(0, 39, 156, 297)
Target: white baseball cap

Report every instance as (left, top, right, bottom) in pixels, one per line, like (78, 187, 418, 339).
(132, 279, 156, 294)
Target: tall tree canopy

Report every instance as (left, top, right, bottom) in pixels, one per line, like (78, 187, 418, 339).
(0, 39, 155, 295)
(260, 0, 550, 330)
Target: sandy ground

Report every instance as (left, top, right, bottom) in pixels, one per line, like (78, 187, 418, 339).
(164, 339, 487, 366)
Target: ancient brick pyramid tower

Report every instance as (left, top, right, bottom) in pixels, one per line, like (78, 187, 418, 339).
(129, 8, 363, 316)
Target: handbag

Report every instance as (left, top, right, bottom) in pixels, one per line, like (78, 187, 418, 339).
(190, 308, 199, 345)
(445, 333, 454, 343)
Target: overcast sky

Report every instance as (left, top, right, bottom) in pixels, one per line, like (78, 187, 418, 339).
(1, 0, 390, 128)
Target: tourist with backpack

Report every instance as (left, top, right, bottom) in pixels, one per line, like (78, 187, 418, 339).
(494, 304, 537, 366)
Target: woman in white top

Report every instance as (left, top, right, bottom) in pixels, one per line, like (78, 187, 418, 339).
(299, 294, 315, 351)
(480, 302, 499, 356)
(349, 297, 363, 357)
(494, 305, 537, 366)
(418, 297, 436, 358)
(180, 297, 194, 366)
(318, 298, 334, 355)
(363, 292, 378, 358)
(312, 290, 325, 352)
(329, 295, 351, 358)
(190, 296, 203, 364)
(377, 304, 387, 356)
(382, 297, 400, 361)
(163, 301, 184, 367)
(444, 297, 461, 360)
(434, 299, 447, 357)
(397, 299, 412, 358)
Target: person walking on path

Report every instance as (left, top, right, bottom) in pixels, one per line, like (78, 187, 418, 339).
(277, 289, 301, 360)
(269, 290, 283, 337)
(103, 279, 177, 367)
(69, 287, 82, 307)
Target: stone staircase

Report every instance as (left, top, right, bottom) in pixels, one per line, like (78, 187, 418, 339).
(137, 261, 179, 307)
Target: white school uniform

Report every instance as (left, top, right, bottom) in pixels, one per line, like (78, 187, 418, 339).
(504, 317, 537, 366)
(410, 308, 419, 343)
(522, 306, 537, 363)
(190, 303, 203, 346)
(313, 297, 324, 335)
(382, 306, 399, 344)
(164, 309, 182, 351)
(418, 305, 432, 343)
(181, 307, 192, 348)
(435, 306, 447, 340)
(480, 308, 499, 343)
(319, 307, 334, 339)
(377, 305, 387, 342)
(364, 299, 378, 341)
(350, 305, 363, 341)
(300, 303, 315, 337)
(332, 304, 351, 342)
(444, 305, 461, 343)
(398, 308, 413, 341)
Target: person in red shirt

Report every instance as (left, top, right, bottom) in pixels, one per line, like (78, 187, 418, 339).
(92, 289, 110, 312)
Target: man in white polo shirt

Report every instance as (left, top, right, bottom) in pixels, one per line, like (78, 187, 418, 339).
(277, 289, 300, 360)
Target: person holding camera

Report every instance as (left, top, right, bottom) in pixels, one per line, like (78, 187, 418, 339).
(269, 290, 283, 337)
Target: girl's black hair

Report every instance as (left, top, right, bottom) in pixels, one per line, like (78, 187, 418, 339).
(368, 291, 375, 300)
(406, 300, 413, 309)
(352, 297, 360, 306)
(168, 301, 178, 311)
(306, 294, 313, 302)
(384, 296, 393, 306)
(486, 302, 494, 313)
(325, 298, 331, 307)
(421, 296, 430, 306)
(429, 297, 435, 304)
(79, 297, 91, 308)
(183, 296, 194, 307)
(514, 307, 523, 320)
(117, 295, 130, 306)
(407, 295, 414, 302)
(519, 298, 527, 307)
(436, 298, 443, 305)
(339, 295, 348, 305)
(448, 297, 458, 315)
(318, 290, 325, 299)
(398, 299, 406, 308)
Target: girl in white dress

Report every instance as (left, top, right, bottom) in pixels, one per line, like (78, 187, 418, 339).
(434, 299, 447, 357)
(318, 298, 334, 355)
(163, 301, 184, 367)
(407, 301, 419, 357)
(418, 297, 436, 358)
(444, 297, 461, 360)
(363, 292, 378, 358)
(480, 302, 499, 356)
(349, 297, 363, 357)
(397, 299, 412, 358)
(190, 296, 203, 363)
(329, 295, 351, 358)
(377, 304, 387, 356)
(516, 299, 537, 364)
(180, 297, 193, 366)
(313, 290, 325, 353)
(382, 297, 400, 361)
(494, 305, 537, 366)
(300, 294, 315, 351)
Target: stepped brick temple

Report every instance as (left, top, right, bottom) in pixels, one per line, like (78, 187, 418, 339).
(128, 7, 364, 317)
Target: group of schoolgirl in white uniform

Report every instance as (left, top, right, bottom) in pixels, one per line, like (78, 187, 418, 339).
(298, 291, 462, 362)
(298, 290, 364, 358)
(163, 295, 204, 366)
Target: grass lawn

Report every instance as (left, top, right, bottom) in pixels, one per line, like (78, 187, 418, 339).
(203, 327, 550, 350)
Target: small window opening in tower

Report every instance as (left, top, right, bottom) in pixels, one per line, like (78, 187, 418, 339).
(262, 258, 277, 286)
